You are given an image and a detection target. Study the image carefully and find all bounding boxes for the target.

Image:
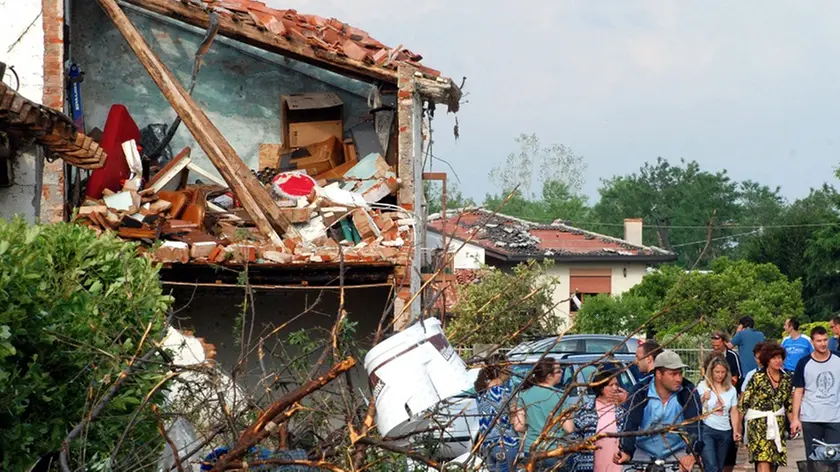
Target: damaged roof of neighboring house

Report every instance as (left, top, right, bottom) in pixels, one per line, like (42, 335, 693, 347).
(123, 0, 462, 110)
(428, 209, 677, 263)
(0, 81, 106, 169)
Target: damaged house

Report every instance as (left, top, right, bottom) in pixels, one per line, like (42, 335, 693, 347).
(1, 0, 461, 371)
(428, 210, 677, 323)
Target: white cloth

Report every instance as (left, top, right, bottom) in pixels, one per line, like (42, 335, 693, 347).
(744, 408, 786, 453)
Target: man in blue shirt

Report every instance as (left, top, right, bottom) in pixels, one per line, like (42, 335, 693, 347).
(782, 318, 813, 372)
(617, 350, 702, 472)
(727, 316, 765, 374)
(829, 316, 840, 353)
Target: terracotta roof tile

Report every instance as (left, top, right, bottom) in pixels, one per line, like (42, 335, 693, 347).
(170, 0, 432, 74)
(428, 209, 676, 261)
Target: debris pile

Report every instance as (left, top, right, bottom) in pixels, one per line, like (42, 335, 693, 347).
(74, 94, 412, 268)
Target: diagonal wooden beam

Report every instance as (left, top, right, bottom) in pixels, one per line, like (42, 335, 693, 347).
(95, 0, 296, 244)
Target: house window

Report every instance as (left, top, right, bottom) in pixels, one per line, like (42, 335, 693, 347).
(569, 268, 612, 314)
(570, 292, 601, 313)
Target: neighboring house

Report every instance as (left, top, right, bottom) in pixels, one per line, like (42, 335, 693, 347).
(427, 209, 677, 322)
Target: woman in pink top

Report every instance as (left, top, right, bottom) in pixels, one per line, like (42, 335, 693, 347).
(565, 368, 627, 472)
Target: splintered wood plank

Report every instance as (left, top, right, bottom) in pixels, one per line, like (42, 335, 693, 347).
(95, 0, 295, 244)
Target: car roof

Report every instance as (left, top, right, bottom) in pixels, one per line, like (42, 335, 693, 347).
(508, 335, 640, 357)
(507, 352, 636, 364)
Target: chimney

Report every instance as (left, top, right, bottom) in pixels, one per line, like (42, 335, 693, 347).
(624, 218, 643, 246)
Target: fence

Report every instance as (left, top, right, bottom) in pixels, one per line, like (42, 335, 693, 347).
(670, 348, 706, 383)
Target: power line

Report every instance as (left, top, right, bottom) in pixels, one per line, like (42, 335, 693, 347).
(671, 229, 763, 248)
(574, 222, 840, 230)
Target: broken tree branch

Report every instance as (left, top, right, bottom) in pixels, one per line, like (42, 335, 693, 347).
(152, 404, 185, 472)
(210, 357, 357, 471)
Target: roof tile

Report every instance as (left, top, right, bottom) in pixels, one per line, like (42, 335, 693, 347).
(428, 209, 676, 261)
(168, 0, 432, 75)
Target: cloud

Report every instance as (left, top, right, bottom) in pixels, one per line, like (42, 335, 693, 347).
(260, 0, 840, 201)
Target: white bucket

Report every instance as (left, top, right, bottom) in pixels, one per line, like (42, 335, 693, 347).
(363, 318, 473, 438)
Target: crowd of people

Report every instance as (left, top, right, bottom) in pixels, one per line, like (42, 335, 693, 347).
(471, 315, 840, 472)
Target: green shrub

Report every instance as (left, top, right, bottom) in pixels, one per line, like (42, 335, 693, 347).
(0, 218, 173, 470)
(574, 258, 803, 338)
(801, 321, 831, 336)
(445, 260, 560, 346)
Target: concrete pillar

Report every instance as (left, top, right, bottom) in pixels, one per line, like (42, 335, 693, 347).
(395, 64, 423, 329)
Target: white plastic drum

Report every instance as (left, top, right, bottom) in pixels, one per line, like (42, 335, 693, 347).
(363, 318, 473, 438)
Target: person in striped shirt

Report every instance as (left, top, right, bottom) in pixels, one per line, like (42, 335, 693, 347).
(475, 355, 520, 472)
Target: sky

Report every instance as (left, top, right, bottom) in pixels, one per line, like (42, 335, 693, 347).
(268, 0, 840, 203)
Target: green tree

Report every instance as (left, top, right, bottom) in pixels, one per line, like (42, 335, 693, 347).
(572, 292, 652, 335)
(736, 180, 786, 229)
(803, 173, 840, 319)
(590, 158, 779, 267)
(738, 185, 838, 318)
(424, 180, 476, 215)
(0, 219, 172, 469)
(445, 260, 560, 346)
(574, 258, 802, 337)
(484, 180, 590, 224)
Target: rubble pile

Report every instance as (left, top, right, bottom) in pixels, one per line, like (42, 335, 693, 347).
(74, 93, 412, 268)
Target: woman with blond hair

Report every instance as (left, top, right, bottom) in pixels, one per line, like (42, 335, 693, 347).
(698, 355, 741, 472)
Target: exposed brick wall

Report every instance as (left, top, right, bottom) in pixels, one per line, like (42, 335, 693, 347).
(40, 0, 65, 223)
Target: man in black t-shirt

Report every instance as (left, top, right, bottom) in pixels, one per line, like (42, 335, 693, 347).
(711, 331, 742, 386)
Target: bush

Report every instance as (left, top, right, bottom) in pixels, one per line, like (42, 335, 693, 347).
(574, 258, 803, 339)
(776, 321, 831, 341)
(445, 260, 560, 346)
(573, 292, 651, 335)
(0, 219, 173, 470)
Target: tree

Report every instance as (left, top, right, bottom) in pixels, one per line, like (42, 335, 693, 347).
(0, 219, 172, 470)
(735, 180, 786, 229)
(591, 158, 764, 267)
(803, 171, 840, 319)
(444, 260, 561, 345)
(737, 185, 837, 318)
(424, 180, 476, 215)
(572, 292, 651, 335)
(488, 133, 587, 198)
(483, 180, 590, 224)
(574, 258, 803, 337)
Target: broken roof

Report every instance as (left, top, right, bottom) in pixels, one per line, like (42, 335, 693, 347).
(0, 81, 106, 169)
(124, 0, 461, 109)
(428, 209, 677, 263)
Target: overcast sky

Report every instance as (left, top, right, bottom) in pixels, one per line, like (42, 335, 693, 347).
(269, 0, 840, 203)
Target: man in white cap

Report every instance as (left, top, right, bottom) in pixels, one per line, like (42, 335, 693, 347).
(616, 350, 703, 472)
